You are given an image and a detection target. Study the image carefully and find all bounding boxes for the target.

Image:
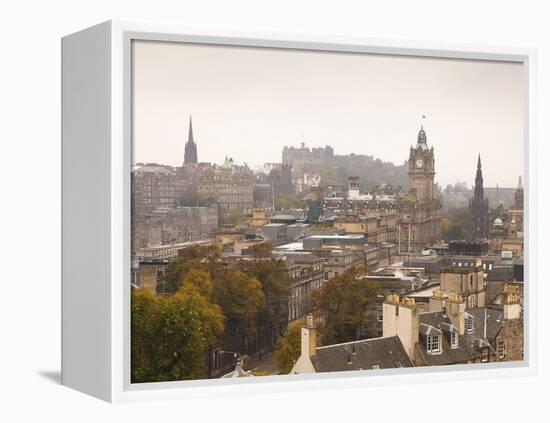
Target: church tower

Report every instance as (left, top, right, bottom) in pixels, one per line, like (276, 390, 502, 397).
(513, 176, 523, 210)
(408, 126, 435, 202)
(469, 154, 490, 238)
(184, 116, 198, 164)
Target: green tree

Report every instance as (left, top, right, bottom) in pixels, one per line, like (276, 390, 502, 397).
(131, 285, 224, 383)
(237, 258, 291, 325)
(443, 207, 475, 241)
(274, 195, 304, 210)
(221, 208, 245, 226)
(441, 217, 467, 241)
(273, 322, 302, 374)
(213, 270, 265, 332)
(314, 268, 381, 345)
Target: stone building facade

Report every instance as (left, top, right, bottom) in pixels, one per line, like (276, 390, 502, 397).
(131, 164, 176, 215)
(285, 253, 325, 321)
(131, 206, 218, 251)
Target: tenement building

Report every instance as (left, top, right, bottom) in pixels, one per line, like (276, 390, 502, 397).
(195, 157, 255, 215)
(397, 126, 442, 253)
(131, 164, 176, 215)
(131, 206, 218, 251)
(470, 154, 490, 238)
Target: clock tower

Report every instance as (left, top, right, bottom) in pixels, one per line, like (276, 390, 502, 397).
(408, 126, 435, 202)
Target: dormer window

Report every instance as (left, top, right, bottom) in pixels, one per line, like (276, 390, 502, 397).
(450, 331, 458, 349)
(427, 335, 441, 354)
(497, 341, 506, 359)
(465, 314, 475, 333)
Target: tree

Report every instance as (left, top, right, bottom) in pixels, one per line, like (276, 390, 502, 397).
(248, 242, 273, 259)
(181, 269, 213, 299)
(213, 270, 265, 332)
(274, 195, 303, 210)
(221, 208, 244, 226)
(273, 322, 302, 374)
(156, 244, 223, 295)
(442, 207, 475, 241)
(314, 268, 381, 345)
(441, 217, 466, 241)
(131, 285, 224, 383)
(237, 258, 291, 326)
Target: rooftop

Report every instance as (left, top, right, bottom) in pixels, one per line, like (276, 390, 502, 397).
(312, 336, 414, 373)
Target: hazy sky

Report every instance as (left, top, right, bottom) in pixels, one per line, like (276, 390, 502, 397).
(132, 40, 524, 188)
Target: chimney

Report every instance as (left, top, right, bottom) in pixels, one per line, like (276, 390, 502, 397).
(429, 288, 446, 312)
(302, 315, 317, 358)
(289, 315, 318, 374)
(383, 296, 419, 362)
(447, 293, 466, 335)
(503, 284, 521, 320)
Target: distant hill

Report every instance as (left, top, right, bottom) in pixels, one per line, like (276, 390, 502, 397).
(301, 154, 409, 191)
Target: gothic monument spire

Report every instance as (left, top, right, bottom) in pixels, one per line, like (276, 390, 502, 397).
(470, 154, 490, 238)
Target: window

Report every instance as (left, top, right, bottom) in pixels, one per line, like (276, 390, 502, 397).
(450, 332, 458, 349)
(324, 272, 329, 280)
(481, 348, 490, 363)
(497, 341, 506, 359)
(465, 317, 474, 333)
(427, 335, 441, 353)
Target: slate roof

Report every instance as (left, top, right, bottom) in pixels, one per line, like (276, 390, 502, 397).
(416, 311, 474, 366)
(487, 265, 515, 282)
(465, 307, 504, 342)
(311, 336, 413, 373)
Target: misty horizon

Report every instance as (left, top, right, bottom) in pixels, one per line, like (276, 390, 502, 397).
(132, 41, 524, 188)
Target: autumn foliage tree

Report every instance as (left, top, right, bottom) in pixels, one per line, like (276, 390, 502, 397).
(237, 258, 291, 326)
(314, 267, 381, 345)
(213, 270, 265, 333)
(272, 321, 302, 374)
(131, 273, 224, 383)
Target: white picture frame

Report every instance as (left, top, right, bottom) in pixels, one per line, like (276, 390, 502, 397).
(61, 20, 537, 403)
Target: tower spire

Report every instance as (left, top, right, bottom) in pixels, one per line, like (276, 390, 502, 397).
(471, 154, 489, 239)
(184, 115, 198, 164)
(188, 116, 194, 143)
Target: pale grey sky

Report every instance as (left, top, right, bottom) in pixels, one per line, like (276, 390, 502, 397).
(132, 40, 524, 188)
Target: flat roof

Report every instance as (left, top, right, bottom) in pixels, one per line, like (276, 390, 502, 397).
(306, 234, 365, 240)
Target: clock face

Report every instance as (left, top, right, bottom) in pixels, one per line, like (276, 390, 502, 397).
(415, 159, 424, 168)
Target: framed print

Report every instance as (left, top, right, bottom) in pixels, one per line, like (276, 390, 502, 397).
(62, 21, 537, 402)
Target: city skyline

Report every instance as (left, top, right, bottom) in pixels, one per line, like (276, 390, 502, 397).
(132, 40, 524, 188)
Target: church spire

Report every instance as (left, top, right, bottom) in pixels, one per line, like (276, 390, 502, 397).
(184, 116, 198, 164)
(188, 116, 194, 144)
